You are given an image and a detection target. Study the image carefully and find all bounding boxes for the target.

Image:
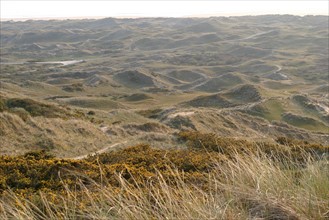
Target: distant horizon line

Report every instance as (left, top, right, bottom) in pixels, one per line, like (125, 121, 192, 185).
(1, 13, 328, 22)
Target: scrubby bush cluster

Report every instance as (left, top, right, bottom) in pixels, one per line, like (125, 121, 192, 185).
(62, 83, 84, 92)
(0, 96, 85, 120)
(3, 98, 65, 118)
(178, 131, 328, 161)
(0, 133, 328, 219)
(136, 108, 163, 119)
(0, 145, 223, 195)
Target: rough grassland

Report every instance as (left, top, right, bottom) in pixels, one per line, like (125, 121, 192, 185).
(0, 133, 328, 219)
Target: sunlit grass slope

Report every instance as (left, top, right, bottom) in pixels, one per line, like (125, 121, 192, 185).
(0, 132, 328, 219)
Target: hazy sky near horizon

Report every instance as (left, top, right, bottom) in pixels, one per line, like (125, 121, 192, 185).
(1, 1, 328, 20)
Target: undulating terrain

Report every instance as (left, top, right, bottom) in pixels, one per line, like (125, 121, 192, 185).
(0, 15, 328, 219)
(1, 15, 328, 157)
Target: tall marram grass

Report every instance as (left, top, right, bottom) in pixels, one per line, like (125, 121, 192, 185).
(1, 150, 328, 220)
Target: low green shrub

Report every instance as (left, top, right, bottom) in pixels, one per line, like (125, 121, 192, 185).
(0, 96, 83, 119)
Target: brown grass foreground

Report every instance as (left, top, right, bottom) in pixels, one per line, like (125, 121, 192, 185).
(0, 133, 328, 219)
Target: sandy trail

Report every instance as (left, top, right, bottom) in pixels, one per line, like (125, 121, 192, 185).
(168, 111, 195, 118)
(0, 60, 84, 66)
(73, 125, 126, 160)
(73, 141, 127, 160)
(34, 60, 85, 66)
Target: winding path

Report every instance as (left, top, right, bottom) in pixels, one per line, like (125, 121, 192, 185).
(72, 125, 128, 160)
(73, 141, 127, 160)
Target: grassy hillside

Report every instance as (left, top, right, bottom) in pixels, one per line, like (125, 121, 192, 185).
(0, 95, 113, 157)
(1, 15, 328, 142)
(0, 15, 328, 219)
(0, 133, 328, 219)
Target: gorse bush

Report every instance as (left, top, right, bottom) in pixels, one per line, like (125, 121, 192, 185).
(86, 144, 221, 172)
(178, 131, 254, 153)
(1, 134, 327, 194)
(178, 131, 329, 160)
(275, 136, 328, 153)
(1, 145, 328, 219)
(0, 145, 222, 195)
(0, 133, 328, 219)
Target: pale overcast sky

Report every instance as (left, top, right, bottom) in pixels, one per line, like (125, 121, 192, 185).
(1, 1, 328, 20)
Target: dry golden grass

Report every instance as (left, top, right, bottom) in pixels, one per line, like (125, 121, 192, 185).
(0, 111, 111, 157)
(0, 141, 328, 219)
